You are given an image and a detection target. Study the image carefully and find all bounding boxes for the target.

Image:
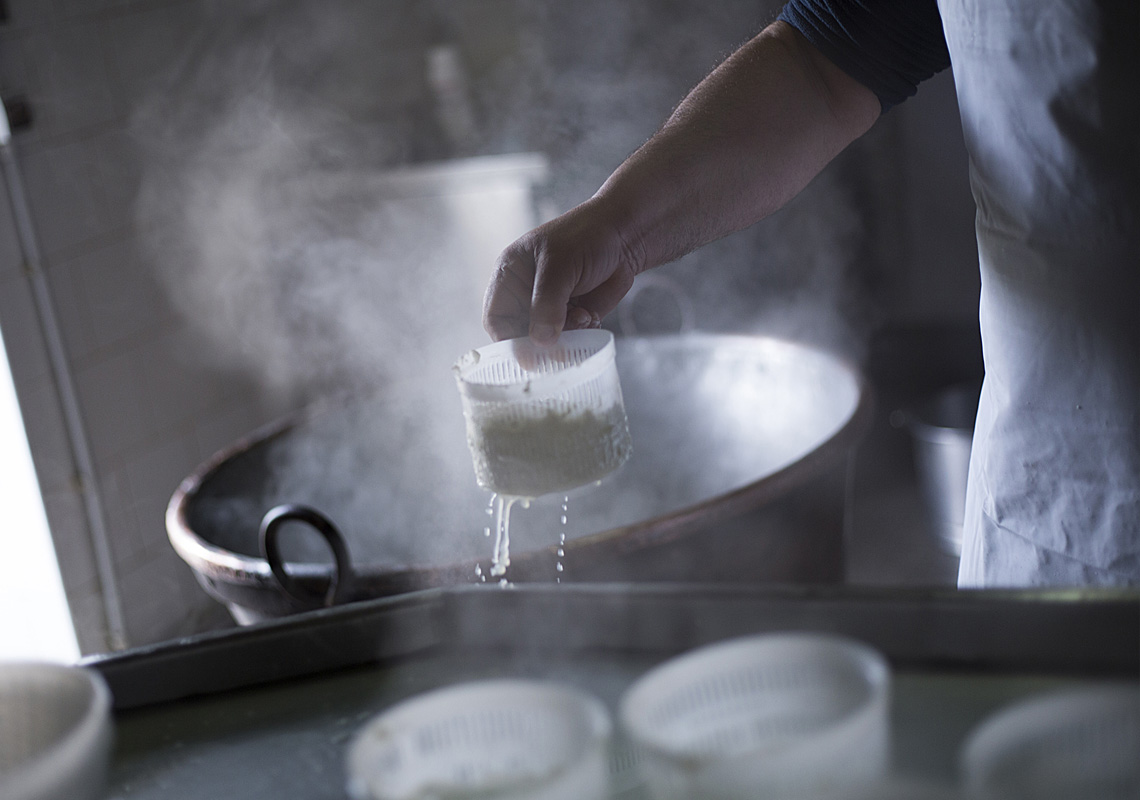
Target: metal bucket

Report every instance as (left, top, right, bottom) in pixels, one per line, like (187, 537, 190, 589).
(167, 334, 872, 623)
(905, 381, 980, 556)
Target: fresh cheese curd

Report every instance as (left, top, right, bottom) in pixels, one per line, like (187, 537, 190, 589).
(466, 403, 632, 499)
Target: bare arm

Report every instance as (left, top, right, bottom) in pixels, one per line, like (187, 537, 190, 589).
(484, 20, 881, 343)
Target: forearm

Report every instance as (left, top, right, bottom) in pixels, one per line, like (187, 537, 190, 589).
(483, 20, 881, 342)
(593, 20, 880, 272)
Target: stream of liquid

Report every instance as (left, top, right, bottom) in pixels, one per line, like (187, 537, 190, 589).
(489, 493, 529, 578)
(557, 497, 568, 583)
(475, 492, 575, 585)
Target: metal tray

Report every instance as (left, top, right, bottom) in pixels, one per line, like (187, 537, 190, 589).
(86, 584, 1139, 799)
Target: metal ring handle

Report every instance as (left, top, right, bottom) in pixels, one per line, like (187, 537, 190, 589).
(258, 504, 354, 609)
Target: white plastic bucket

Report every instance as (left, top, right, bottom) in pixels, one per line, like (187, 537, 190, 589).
(960, 685, 1140, 800)
(346, 679, 612, 800)
(0, 662, 113, 800)
(904, 381, 979, 556)
(453, 329, 632, 497)
(619, 633, 891, 800)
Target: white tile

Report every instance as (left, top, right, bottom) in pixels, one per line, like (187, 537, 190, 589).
(65, 234, 171, 352)
(134, 325, 232, 432)
(88, 128, 144, 235)
(18, 20, 123, 140)
(310, 22, 425, 113)
(73, 346, 155, 464)
(0, 0, 57, 27)
(97, 465, 147, 567)
(64, 586, 111, 655)
(0, 44, 50, 151)
(52, 0, 123, 19)
(40, 487, 99, 593)
(0, 193, 21, 283)
(0, 34, 31, 118)
(192, 394, 273, 462)
(123, 430, 199, 559)
(44, 258, 98, 362)
(100, 2, 204, 106)
(18, 139, 110, 256)
(117, 548, 207, 645)
(114, 556, 169, 644)
(9, 374, 76, 493)
(0, 272, 53, 386)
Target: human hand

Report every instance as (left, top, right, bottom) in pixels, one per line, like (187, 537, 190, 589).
(483, 20, 881, 344)
(483, 198, 643, 344)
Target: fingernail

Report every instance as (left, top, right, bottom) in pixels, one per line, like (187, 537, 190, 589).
(531, 323, 556, 343)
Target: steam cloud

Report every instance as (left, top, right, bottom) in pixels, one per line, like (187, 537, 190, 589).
(132, 0, 871, 573)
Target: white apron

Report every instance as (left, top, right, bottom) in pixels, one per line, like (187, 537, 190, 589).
(938, 0, 1140, 586)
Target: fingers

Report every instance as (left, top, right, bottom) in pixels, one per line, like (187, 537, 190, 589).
(485, 226, 585, 344)
(483, 244, 535, 342)
(483, 203, 640, 343)
(565, 304, 600, 331)
(567, 268, 637, 323)
(528, 242, 583, 344)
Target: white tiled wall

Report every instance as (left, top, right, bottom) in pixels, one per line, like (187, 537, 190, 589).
(0, 162, 22, 275)
(0, 0, 279, 653)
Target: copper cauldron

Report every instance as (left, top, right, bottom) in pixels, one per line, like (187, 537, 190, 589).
(168, 333, 872, 623)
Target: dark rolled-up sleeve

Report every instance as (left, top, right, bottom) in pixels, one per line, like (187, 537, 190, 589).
(778, 0, 951, 112)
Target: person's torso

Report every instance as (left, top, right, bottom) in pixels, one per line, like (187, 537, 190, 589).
(939, 0, 1140, 581)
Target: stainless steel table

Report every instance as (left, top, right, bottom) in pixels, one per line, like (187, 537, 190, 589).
(86, 584, 1139, 799)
